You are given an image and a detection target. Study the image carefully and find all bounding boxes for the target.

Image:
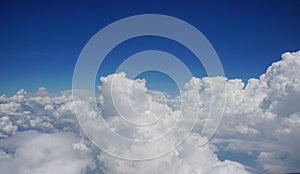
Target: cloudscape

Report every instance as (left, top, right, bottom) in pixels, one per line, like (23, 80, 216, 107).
(1, 1, 300, 174)
(1, 51, 300, 173)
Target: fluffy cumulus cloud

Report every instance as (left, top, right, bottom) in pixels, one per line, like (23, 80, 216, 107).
(0, 116, 17, 137)
(211, 51, 300, 173)
(0, 50, 300, 173)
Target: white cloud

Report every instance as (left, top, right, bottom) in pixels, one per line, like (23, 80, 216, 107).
(0, 116, 17, 137)
(0, 131, 96, 174)
(0, 50, 299, 173)
(98, 133, 250, 174)
(206, 50, 300, 173)
(0, 102, 20, 115)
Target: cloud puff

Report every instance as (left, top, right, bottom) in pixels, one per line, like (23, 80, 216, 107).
(0, 116, 17, 138)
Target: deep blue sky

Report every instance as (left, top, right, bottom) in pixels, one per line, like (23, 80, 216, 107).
(1, 0, 300, 95)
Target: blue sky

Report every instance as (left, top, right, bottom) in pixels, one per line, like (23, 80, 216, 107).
(1, 0, 300, 95)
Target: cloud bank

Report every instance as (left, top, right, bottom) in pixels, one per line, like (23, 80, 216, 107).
(0, 50, 300, 173)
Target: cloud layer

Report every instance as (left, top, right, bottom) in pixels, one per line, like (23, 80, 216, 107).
(0, 50, 300, 173)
